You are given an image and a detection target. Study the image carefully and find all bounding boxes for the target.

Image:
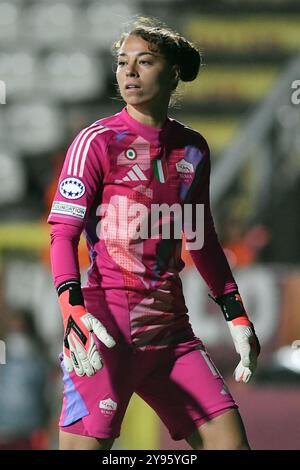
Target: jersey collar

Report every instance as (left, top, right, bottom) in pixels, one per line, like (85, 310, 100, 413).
(120, 106, 172, 144)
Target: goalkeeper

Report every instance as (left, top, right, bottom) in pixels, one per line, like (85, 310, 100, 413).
(48, 16, 260, 450)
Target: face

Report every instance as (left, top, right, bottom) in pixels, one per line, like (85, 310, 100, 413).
(116, 35, 176, 109)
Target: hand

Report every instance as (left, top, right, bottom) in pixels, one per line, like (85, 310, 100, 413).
(228, 318, 260, 383)
(59, 289, 116, 377)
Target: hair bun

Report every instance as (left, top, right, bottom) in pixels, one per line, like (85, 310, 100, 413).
(177, 38, 201, 82)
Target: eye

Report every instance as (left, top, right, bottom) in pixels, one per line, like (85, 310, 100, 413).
(117, 60, 126, 67)
(139, 60, 152, 65)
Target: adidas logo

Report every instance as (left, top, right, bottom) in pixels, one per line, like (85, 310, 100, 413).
(122, 164, 147, 182)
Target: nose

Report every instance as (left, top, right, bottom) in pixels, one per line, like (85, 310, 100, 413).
(127, 70, 138, 77)
(126, 61, 139, 77)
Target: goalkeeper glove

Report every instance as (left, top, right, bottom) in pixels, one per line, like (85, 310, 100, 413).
(57, 280, 116, 377)
(210, 291, 260, 383)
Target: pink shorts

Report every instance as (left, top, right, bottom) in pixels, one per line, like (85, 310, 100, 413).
(59, 336, 237, 441)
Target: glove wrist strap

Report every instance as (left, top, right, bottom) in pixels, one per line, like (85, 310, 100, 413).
(209, 291, 249, 322)
(57, 280, 85, 307)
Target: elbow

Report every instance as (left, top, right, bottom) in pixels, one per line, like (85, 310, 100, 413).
(50, 222, 81, 246)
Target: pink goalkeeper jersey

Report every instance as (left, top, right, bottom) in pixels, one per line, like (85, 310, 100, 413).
(48, 106, 237, 349)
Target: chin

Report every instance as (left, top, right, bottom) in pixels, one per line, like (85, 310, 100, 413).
(125, 96, 149, 106)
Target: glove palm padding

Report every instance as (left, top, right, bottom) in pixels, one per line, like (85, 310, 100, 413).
(59, 290, 116, 377)
(228, 320, 260, 383)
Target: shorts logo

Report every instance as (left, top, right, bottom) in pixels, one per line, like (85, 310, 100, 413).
(59, 177, 85, 200)
(176, 159, 194, 174)
(51, 201, 86, 219)
(99, 398, 118, 415)
(125, 148, 137, 160)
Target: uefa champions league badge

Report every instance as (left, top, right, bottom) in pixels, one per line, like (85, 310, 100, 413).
(59, 177, 86, 200)
(125, 148, 137, 160)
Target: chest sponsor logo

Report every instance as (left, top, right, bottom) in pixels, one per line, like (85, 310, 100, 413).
(59, 177, 85, 200)
(176, 159, 194, 174)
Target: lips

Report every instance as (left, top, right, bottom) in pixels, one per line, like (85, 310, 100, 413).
(125, 83, 141, 89)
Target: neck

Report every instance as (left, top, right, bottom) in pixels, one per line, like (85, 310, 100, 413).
(126, 104, 168, 128)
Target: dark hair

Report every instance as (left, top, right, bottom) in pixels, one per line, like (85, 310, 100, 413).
(112, 16, 202, 89)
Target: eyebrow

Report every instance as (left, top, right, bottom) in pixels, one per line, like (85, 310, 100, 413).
(117, 52, 160, 58)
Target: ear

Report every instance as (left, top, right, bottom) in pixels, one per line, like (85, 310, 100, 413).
(171, 65, 179, 80)
(171, 65, 180, 89)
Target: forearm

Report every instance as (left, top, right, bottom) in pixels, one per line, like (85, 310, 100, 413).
(189, 220, 237, 298)
(50, 222, 81, 288)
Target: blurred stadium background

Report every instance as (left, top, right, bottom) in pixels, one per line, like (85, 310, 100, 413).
(0, 0, 300, 450)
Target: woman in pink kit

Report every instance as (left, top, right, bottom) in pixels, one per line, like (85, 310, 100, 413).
(48, 16, 260, 450)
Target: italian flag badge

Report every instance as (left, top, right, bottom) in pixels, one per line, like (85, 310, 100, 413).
(153, 158, 168, 183)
